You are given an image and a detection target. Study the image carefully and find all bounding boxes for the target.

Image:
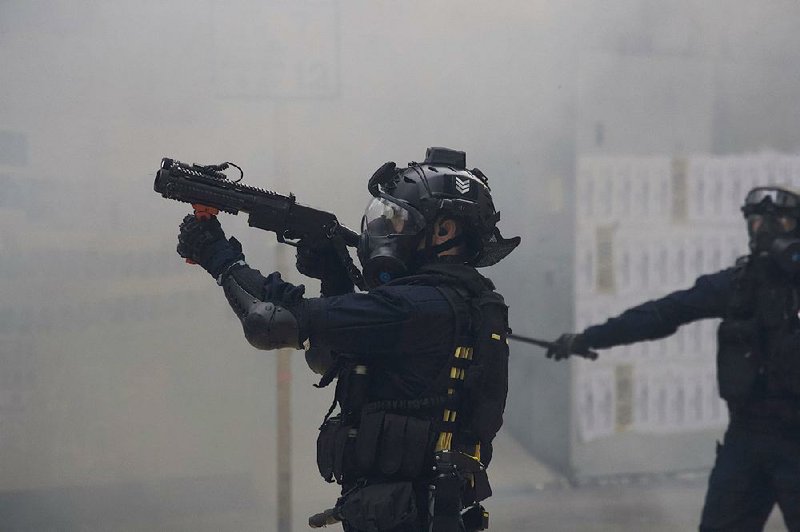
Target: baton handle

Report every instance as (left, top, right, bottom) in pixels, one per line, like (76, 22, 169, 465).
(508, 333, 599, 360)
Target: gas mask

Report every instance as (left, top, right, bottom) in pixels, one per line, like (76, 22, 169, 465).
(357, 196, 427, 288)
(743, 187, 800, 273)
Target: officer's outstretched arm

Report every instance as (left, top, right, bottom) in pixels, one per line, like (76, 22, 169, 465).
(542, 268, 736, 362)
(580, 268, 735, 350)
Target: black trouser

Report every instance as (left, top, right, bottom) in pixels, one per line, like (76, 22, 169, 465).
(339, 481, 427, 532)
(699, 424, 800, 531)
(339, 481, 470, 532)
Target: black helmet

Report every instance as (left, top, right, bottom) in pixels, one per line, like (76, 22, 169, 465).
(742, 186, 800, 248)
(357, 147, 520, 287)
(741, 185, 800, 272)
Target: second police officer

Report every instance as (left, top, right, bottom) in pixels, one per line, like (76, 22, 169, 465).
(176, 148, 520, 532)
(548, 186, 800, 531)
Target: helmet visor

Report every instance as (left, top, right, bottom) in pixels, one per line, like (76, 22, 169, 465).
(744, 187, 800, 210)
(361, 197, 426, 237)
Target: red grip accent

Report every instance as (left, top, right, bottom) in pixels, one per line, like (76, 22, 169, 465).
(193, 204, 219, 220)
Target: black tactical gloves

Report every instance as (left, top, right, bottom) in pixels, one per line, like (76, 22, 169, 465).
(296, 239, 354, 296)
(177, 214, 245, 278)
(546, 333, 592, 360)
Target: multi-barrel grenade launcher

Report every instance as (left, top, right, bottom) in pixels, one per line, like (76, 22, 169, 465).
(154, 158, 365, 289)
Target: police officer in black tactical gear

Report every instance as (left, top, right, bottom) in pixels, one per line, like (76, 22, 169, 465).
(176, 147, 520, 532)
(548, 185, 800, 532)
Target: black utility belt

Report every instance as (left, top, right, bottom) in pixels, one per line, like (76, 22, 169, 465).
(361, 395, 448, 415)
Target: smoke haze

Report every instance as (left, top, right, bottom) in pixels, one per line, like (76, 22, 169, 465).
(1, 1, 799, 529)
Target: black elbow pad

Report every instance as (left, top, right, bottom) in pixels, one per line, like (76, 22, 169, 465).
(222, 273, 301, 350)
(242, 301, 301, 350)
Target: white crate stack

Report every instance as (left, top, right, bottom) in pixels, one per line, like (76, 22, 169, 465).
(573, 152, 800, 442)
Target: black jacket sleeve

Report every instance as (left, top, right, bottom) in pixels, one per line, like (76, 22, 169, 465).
(582, 268, 735, 349)
(222, 265, 455, 357)
(297, 284, 455, 357)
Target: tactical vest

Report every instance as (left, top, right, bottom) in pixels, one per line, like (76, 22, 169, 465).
(717, 257, 800, 404)
(313, 264, 509, 531)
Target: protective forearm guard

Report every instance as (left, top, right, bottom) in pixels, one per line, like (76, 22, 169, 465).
(221, 269, 302, 350)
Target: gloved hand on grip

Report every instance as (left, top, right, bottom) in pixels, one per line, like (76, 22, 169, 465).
(296, 239, 354, 296)
(177, 214, 245, 278)
(546, 333, 592, 361)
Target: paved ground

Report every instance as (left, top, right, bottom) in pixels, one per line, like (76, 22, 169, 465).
(488, 479, 786, 531)
(485, 431, 787, 531)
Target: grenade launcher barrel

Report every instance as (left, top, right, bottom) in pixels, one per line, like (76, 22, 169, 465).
(154, 157, 366, 289)
(154, 157, 361, 247)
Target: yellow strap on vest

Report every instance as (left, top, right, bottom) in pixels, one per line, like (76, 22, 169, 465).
(435, 346, 473, 452)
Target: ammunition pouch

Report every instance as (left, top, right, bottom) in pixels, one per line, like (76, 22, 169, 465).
(772, 330, 800, 396)
(357, 410, 433, 478)
(716, 319, 759, 402)
(317, 416, 358, 484)
(316, 410, 435, 484)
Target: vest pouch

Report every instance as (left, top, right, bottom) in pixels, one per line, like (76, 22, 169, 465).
(771, 330, 800, 396)
(317, 417, 341, 483)
(334, 424, 359, 483)
(380, 414, 432, 479)
(716, 320, 759, 401)
(356, 410, 384, 473)
(400, 417, 431, 478)
(359, 412, 432, 479)
(339, 481, 418, 532)
(378, 414, 407, 476)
